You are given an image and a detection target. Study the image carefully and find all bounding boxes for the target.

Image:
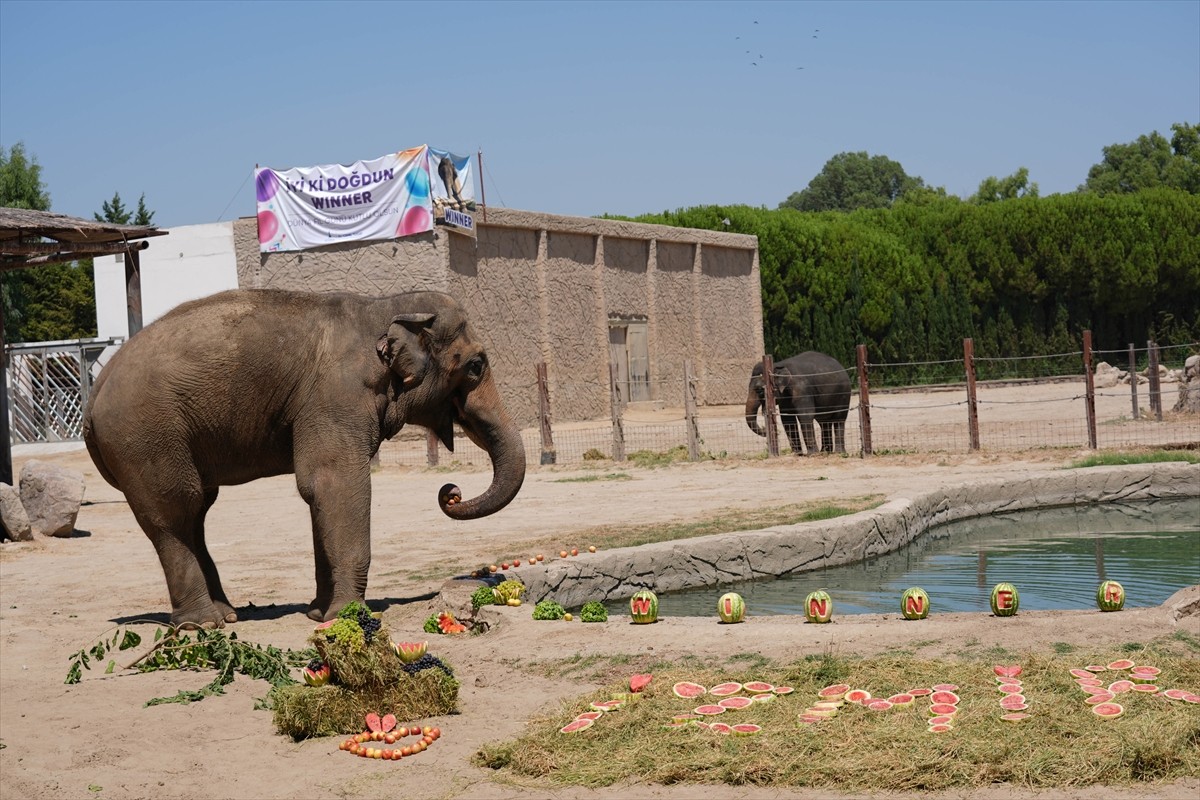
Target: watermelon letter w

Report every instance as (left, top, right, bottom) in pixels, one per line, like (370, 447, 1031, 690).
(631, 597, 652, 615)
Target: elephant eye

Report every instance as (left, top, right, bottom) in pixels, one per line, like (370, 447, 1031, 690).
(466, 355, 486, 380)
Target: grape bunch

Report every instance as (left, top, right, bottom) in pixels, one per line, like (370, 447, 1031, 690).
(358, 613, 382, 644)
(402, 654, 454, 677)
(306, 657, 325, 672)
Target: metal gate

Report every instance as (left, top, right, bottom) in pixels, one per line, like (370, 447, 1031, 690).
(5, 338, 122, 444)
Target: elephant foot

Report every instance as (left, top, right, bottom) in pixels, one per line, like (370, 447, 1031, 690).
(308, 595, 366, 622)
(213, 600, 238, 624)
(171, 603, 227, 630)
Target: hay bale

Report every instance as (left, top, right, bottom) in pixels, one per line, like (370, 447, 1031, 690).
(272, 664, 459, 740)
(314, 631, 404, 691)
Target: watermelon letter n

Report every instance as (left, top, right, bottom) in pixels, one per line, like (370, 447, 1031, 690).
(804, 590, 833, 623)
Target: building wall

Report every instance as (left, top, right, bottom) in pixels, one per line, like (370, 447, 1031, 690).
(219, 209, 761, 428)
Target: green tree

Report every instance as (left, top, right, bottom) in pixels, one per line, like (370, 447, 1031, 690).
(95, 191, 131, 224)
(133, 193, 155, 226)
(1, 142, 52, 342)
(1081, 122, 1200, 195)
(780, 151, 926, 212)
(971, 167, 1039, 204)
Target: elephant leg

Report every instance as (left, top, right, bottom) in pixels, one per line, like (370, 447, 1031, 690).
(819, 422, 833, 452)
(194, 488, 238, 623)
(295, 452, 373, 622)
(800, 416, 819, 455)
(833, 420, 847, 453)
(780, 412, 806, 455)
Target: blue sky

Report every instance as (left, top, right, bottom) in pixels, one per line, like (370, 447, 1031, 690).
(2, 0, 1197, 228)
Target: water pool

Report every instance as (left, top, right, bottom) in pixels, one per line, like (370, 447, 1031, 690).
(613, 497, 1200, 617)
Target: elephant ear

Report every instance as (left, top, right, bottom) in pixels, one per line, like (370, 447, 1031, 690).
(375, 312, 436, 389)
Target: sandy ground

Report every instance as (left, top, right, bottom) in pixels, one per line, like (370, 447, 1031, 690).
(2, 391, 1199, 800)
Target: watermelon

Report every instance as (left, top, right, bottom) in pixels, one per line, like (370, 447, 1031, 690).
(365, 712, 383, 732)
(845, 689, 872, 704)
(993, 665, 1022, 679)
(576, 711, 604, 721)
(887, 693, 915, 706)
(997, 683, 1024, 695)
(1075, 677, 1103, 687)
(1084, 665, 1107, 672)
(927, 715, 955, 726)
(1084, 693, 1116, 705)
(1107, 680, 1135, 694)
(1096, 580, 1125, 612)
(708, 682, 743, 697)
(694, 704, 726, 715)
(990, 583, 1019, 617)
(900, 586, 930, 620)
(798, 714, 827, 725)
(1081, 685, 1113, 696)
(1131, 683, 1160, 694)
(772, 686, 795, 695)
(1070, 668, 1095, 679)
(1000, 713, 1031, 722)
(928, 724, 953, 733)
(1092, 702, 1124, 719)
(804, 589, 833, 623)
(630, 673, 653, 693)
(717, 696, 754, 710)
(717, 592, 746, 624)
(811, 701, 842, 711)
(805, 706, 838, 717)
(908, 688, 932, 697)
(744, 681, 775, 694)
(629, 590, 658, 624)
(392, 641, 428, 664)
(707, 722, 733, 735)
(817, 683, 849, 700)
(302, 661, 331, 687)
(1161, 689, 1189, 701)
(590, 699, 624, 712)
(751, 693, 775, 703)
(673, 681, 707, 699)
(560, 718, 595, 733)
(932, 683, 960, 692)
(1184, 694, 1200, 704)
(732, 723, 763, 736)
(929, 703, 958, 716)
(1130, 665, 1160, 677)
(931, 691, 960, 706)
(999, 696, 1028, 711)
(1107, 658, 1136, 670)
(866, 700, 894, 711)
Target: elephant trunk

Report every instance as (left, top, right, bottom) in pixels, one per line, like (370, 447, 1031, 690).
(438, 377, 526, 520)
(745, 391, 766, 437)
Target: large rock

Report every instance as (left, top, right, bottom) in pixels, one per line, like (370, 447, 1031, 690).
(18, 460, 85, 537)
(0, 483, 33, 541)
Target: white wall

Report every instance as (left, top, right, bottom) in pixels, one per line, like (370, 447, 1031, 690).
(94, 221, 240, 340)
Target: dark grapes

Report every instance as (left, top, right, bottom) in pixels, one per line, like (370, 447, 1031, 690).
(306, 657, 324, 671)
(402, 654, 454, 677)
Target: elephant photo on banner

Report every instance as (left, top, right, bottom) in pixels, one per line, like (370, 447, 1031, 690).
(745, 352, 851, 455)
(83, 289, 525, 629)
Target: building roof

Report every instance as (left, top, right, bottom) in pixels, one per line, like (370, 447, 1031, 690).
(0, 207, 168, 270)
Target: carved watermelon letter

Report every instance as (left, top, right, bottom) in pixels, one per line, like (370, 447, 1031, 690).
(804, 590, 833, 623)
(630, 590, 658, 624)
(901, 586, 930, 620)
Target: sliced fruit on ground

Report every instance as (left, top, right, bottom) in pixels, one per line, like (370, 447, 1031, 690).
(365, 713, 382, 733)
(1107, 680, 1135, 694)
(1161, 689, 1189, 700)
(744, 681, 775, 694)
(1130, 665, 1161, 677)
(993, 665, 1022, 679)
(1107, 659, 1136, 671)
(997, 683, 1024, 695)
(1085, 665, 1107, 672)
(797, 715, 827, 725)
(672, 713, 702, 721)
(845, 689, 872, 704)
(931, 683, 959, 692)
(717, 696, 754, 710)
(1000, 712, 1032, 722)
(379, 714, 397, 733)
(590, 700, 624, 712)
(707, 722, 733, 735)
(930, 691, 960, 705)
(929, 703, 958, 716)
(1084, 693, 1116, 705)
(805, 706, 838, 717)
(999, 697, 1028, 711)
(693, 704, 726, 715)
(661, 721, 692, 730)
(1081, 685, 1113, 696)
(731, 723, 763, 735)
(693, 722, 710, 729)
(672, 681, 707, 699)
(1069, 668, 1095, 679)
(707, 682, 743, 697)
(1131, 683, 1160, 693)
(866, 700, 894, 711)
(927, 715, 955, 726)
(1092, 702, 1124, 719)
(887, 693, 915, 706)
(560, 718, 595, 733)
(907, 688, 932, 697)
(629, 673, 654, 693)
(811, 701, 842, 710)
(928, 724, 953, 733)
(1075, 677, 1103, 686)
(751, 693, 776, 703)
(772, 686, 795, 695)
(576, 711, 605, 721)
(1184, 694, 1200, 704)
(817, 683, 850, 700)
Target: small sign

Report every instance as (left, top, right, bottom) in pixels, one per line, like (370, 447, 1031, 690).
(443, 208, 476, 237)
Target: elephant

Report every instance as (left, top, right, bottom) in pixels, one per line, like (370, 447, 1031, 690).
(745, 352, 851, 455)
(83, 288, 525, 629)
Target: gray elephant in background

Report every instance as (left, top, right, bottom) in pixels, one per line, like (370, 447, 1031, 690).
(745, 352, 852, 455)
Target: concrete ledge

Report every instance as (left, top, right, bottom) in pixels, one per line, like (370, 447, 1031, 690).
(516, 462, 1200, 607)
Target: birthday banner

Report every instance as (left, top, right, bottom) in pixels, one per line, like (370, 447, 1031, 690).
(255, 145, 474, 253)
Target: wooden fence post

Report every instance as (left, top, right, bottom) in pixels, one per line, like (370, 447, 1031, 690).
(856, 344, 872, 456)
(609, 362, 626, 462)
(964, 337, 980, 451)
(762, 354, 779, 457)
(1083, 330, 1098, 449)
(1128, 343, 1139, 420)
(426, 429, 440, 466)
(684, 359, 700, 461)
(537, 362, 556, 465)
(1148, 340, 1162, 421)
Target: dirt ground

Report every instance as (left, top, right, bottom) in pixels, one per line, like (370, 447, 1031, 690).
(1, 387, 1199, 800)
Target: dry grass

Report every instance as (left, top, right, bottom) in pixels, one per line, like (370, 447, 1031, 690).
(475, 642, 1200, 791)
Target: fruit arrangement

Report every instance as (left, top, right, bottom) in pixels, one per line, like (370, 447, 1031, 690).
(900, 587, 930, 620)
(338, 712, 443, 760)
(630, 590, 659, 624)
(392, 641, 427, 664)
(717, 592, 746, 624)
(494, 580, 526, 606)
(804, 590, 833, 623)
(1096, 580, 1125, 612)
(990, 582, 1019, 616)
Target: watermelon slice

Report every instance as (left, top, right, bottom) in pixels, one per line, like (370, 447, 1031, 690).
(1131, 683, 1159, 694)
(744, 681, 775, 694)
(365, 712, 383, 733)
(805, 706, 838, 717)
(928, 724, 953, 733)
(927, 715, 955, 726)
(379, 714, 397, 733)
(931, 691, 960, 706)
(693, 704, 726, 715)
(673, 681, 707, 699)
(1084, 693, 1116, 705)
(887, 693, 915, 706)
(999, 696, 1028, 711)
(845, 689, 872, 704)
(811, 701, 841, 711)
(560, 718, 595, 733)
(1107, 680, 1135, 694)
(993, 665, 1022, 679)
(1069, 668, 1095, 679)
(929, 703, 958, 716)
(1184, 694, 1200, 704)
(1107, 659, 1135, 671)
(1092, 702, 1124, 719)
(797, 714, 827, 725)
(1075, 677, 1103, 686)
(576, 711, 604, 721)
(817, 683, 849, 700)
(1081, 685, 1113, 696)
(591, 699, 624, 712)
(708, 682, 743, 697)
(717, 696, 754, 710)
(907, 688, 932, 697)
(772, 686, 795, 695)
(866, 700, 894, 711)
(1160, 689, 1188, 701)
(1085, 665, 1107, 672)
(1000, 712, 1031, 722)
(732, 723, 763, 736)
(931, 683, 959, 692)
(630, 673, 653, 693)
(997, 684, 1023, 695)
(1130, 665, 1161, 677)
(751, 693, 775, 703)
(707, 722, 733, 735)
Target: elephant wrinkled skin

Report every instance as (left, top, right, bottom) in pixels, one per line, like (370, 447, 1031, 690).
(83, 289, 525, 629)
(745, 351, 851, 455)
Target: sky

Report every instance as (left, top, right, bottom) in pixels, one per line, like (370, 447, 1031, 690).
(1, 0, 1198, 229)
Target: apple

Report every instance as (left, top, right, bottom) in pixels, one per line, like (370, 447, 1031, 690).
(559, 550, 568, 558)
(401, 745, 412, 756)
(588, 545, 597, 553)
(536, 554, 545, 562)
(513, 559, 521, 567)
(570, 548, 579, 556)
(488, 564, 498, 573)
